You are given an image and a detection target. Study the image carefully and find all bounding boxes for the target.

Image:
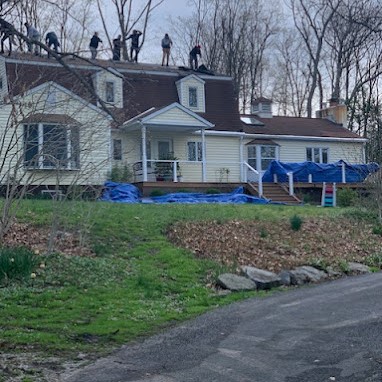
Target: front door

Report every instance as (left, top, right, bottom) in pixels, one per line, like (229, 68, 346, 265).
(157, 140, 172, 159)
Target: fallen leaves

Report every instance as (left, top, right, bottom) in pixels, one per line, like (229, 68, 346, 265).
(167, 218, 382, 273)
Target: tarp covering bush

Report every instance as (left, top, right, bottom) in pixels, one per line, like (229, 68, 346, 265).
(262, 160, 379, 183)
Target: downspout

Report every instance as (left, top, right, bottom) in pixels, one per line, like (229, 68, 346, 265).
(202, 128, 206, 182)
(239, 135, 244, 182)
(140, 121, 148, 182)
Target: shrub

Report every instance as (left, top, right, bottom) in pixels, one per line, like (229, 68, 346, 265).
(372, 225, 382, 236)
(206, 188, 221, 194)
(290, 214, 303, 231)
(150, 189, 166, 197)
(337, 188, 358, 207)
(364, 253, 382, 269)
(108, 165, 133, 183)
(0, 247, 38, 284)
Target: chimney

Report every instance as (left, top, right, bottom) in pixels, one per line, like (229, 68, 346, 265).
(316, 98, 347, 127)
(251, 97, 273, 118)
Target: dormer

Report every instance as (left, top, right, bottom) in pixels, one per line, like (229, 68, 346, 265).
(176, 74, 205, 113)
(251, 97, 273, 118)
(92, 67, 123, 108)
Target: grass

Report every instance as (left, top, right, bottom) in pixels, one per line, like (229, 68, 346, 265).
(0, 201, 341, 358)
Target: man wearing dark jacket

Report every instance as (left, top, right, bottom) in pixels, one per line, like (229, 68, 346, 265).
(189, 45, 201, 70)
(89, 32, 102, 59)
(127, 30, 142, 62)
(45, 32, 60, 58)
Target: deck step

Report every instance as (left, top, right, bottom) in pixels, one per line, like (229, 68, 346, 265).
(246, 182, 302, 205)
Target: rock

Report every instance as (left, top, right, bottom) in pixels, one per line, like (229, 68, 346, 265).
(217, 273, 257, 291)
(279, 270, 292, 286)
(326, 266, 343, 278)
(347, 262, 371, 274)
(241, 266, 281, 290)
(289, 266, 328, 285)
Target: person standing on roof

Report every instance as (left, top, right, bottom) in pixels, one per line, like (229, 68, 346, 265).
(112, 35, 122, 61)
(127, 30, 142, 62)
(189, 45, 201, 70)
(24, 22, 41, 56)
(45, 31, 60, 58)
(89, 32, 102, 59)
(161, 33, 172, 66)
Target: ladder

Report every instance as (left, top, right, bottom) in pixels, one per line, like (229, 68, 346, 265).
(321, 182, 336, 207)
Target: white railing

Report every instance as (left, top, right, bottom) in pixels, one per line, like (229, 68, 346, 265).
(243, 161, 263, 197)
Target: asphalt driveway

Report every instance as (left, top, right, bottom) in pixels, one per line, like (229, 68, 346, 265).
(62, 273, 382, 382)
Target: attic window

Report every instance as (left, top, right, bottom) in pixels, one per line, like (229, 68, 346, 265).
(189, 87, 198, 108)
(105, 81, 115, 103)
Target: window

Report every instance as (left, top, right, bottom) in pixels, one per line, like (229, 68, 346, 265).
(47, 89, 56, 106)
(188, 87, 198, 108)
(24, 123, 79, 169)
(113, 139, 122, 160)
(261, 146, 276, 170)
(105, 81, 115, 103)
(306, 147, 329, 163)
(187, 141, 202, 161)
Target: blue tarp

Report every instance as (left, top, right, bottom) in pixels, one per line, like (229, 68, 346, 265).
(100, 182, 270, 204)
(262, 160, 379, 183)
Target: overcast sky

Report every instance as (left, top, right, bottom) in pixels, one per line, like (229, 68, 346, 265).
(139, 0, 192, 63)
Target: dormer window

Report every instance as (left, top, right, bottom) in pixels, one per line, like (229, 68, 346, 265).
(189, 87, 198, 108)
(105, 81, 115, 103)
(176, 74, 205, 113)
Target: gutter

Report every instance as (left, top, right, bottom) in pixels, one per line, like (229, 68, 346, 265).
(200, 130, 367, 143)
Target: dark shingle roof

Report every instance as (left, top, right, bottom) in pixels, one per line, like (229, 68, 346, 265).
(241, 115, 362, 139)
(4, 53, 243, 131)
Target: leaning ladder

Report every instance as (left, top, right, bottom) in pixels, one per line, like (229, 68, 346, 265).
(321, 182, 337, 207)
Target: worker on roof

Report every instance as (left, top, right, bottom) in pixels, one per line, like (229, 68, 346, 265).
(24, 22, 41, 56)
(127, 30, 142, 63)
(189, 45, 201, 70)
(45, 31, 60, 58)
(112, 35, 122, 61)
(161, 33, 173, 66)
(89, 32, 102, 60)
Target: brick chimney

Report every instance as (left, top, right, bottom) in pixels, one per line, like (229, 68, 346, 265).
(316, 97, 347, 127)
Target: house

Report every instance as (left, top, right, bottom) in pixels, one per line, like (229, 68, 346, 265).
(0, 53, 367, 196)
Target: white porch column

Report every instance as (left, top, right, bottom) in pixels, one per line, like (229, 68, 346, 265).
(202, 128, 206, 182)
(239, 135, 244, 182)
(141, 123, 148, 182)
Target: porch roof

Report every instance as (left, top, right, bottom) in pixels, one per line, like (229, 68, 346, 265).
(122, 102, 215, 132)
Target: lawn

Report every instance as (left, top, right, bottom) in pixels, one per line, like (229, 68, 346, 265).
(0, 200, 378, 381)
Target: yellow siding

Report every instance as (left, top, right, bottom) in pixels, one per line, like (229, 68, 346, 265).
(0, 86, 111, 186)
(150, 107, 206, 126)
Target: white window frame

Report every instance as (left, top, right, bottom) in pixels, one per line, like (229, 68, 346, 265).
(24, 123, 79, 170)
(187, 141, 202, 162)
(306, 147, 329, 163)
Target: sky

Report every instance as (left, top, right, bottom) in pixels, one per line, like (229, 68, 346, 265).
(137, 0, 192, 63)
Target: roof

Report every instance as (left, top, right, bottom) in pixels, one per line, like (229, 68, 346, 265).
(241, 114, 362, 139)
(4, 53, 242, 131)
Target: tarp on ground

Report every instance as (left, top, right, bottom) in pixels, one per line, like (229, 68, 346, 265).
(262, 160, 379, 183)
(100, 182, 271, 204)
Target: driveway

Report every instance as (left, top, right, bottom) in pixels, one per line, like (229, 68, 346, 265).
(62, 273, 382, 382)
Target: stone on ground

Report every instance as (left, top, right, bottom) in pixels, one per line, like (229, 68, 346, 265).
(347, 262, 371, 274)
(279, 270, 292, 286)
(241, 266, 281, 290)
(289, 266, 328, 285)
(217, 273, 257, 291)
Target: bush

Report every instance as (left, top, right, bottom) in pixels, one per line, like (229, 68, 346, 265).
(364, 253, 382, 269)
(109, 165, 133, 183)
(150, 189, 166, 197)
(337, 188, 358, 207)
(290, 214, 303, 231)
(206, 188, 221, 194)
(0, 247, 38, 284)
